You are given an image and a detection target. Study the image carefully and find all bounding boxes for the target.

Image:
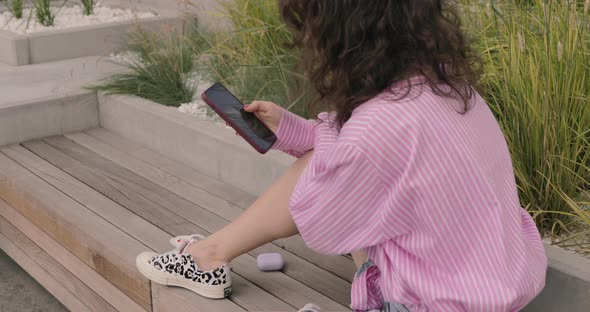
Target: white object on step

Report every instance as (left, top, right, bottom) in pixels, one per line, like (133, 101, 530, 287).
(256, 253, 284, 271)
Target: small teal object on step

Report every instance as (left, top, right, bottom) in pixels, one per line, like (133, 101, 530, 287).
(256, 253, 284, 271)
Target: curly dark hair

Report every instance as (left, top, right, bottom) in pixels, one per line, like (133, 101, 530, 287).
(279, 0, 481, 127)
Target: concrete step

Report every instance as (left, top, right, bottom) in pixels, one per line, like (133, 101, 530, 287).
(0, 56, 121, 106)
(0, 56, 121, 146)
(0, 2, 179, 66)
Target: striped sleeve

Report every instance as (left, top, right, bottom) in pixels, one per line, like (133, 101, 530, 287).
(272, 109, 316, 158)
(288, 143, 387, 254)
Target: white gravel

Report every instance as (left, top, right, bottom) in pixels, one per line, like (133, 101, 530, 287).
(178, 102, 210, 119)
(108, 51, 141, 65)
(177, 101, 227, 124)
(0, 4, 156, 34)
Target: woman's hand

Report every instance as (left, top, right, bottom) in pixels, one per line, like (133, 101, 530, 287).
(243, 100, 284, 134)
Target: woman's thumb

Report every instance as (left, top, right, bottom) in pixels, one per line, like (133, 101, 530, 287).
(244, 102, 259, 112)
(245, 101, 271, 113)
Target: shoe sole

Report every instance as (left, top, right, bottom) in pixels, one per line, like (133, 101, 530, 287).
(135, 252, 230, 299)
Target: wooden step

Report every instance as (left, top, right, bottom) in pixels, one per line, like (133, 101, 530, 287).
(0, 145, 284, 311)
(0, 208, 116, 312)
(43, 132, 354, 307)
(0, 151, 152, 311)
(26, 135, 350, 310)
(0, 233, 91, 312)
(0, 198, 144, 312)
(84, 128, 358, 283)
(0, 129, 356, 311)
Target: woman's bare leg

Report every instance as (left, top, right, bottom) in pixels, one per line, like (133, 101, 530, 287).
(185, 151, 314, 270)
(351, 250, 369, 268)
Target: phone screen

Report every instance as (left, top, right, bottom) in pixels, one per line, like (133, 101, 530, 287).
(203, 83, 276, 152)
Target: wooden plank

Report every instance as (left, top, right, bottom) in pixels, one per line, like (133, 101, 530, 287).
(0, 152, 152, 311)
(52, 134, 353, 308)
(152, 284, 245, 312)
(47, 135, 352, 308)
(223, 274, 296, 312)
(35, 136, 350, 310)
(79, 129, 357, 283)
(21, 139, 201, 235)
(86, 128, 255, 208)
(230, 253, 344, 310)
(2, 144, 171, 253)
(12, 142, 295, 311)
(231, 272, 298, 311)
(0, 197, 147, 312)
(0, 232, 92, 312)
(67, 132, 244, 221)
(0, 214, 117, 312)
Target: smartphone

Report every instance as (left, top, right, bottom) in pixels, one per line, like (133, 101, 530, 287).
(201, 83, 277, 154)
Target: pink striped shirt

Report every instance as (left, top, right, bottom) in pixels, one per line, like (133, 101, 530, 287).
(273, 80, 547, 311)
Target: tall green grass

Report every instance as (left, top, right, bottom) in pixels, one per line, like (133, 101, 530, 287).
(8, 0, 24, 19)
(90, 25, 200, 107)
(80, 0, 95, 16)
(463, 0, 590, 240)
(192, 0, 310, 117)
(33, 0, 55, 27)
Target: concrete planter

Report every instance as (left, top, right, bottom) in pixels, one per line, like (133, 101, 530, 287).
(98, 93, 293, 196)
(0, 11, 179, 66)
(98, 93, 590, 311)
(0, 90, 98, 147)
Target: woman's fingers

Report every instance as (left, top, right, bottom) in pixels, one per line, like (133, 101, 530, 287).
(243, 102, 259, 112)
(243, 100, 281, 133)
(245, 100, 273, 113)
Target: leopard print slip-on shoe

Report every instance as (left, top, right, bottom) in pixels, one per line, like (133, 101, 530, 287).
(136, 234, 232, 299)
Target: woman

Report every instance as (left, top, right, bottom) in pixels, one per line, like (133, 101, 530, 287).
(136, 1, 547, 311)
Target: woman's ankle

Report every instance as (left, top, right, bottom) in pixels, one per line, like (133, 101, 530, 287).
(184, 242, 228, 271)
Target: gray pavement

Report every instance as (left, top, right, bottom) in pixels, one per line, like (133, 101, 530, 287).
(0, 249, 68, 312)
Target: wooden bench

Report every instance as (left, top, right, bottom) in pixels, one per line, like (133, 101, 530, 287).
(0, 128, 356, 311)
